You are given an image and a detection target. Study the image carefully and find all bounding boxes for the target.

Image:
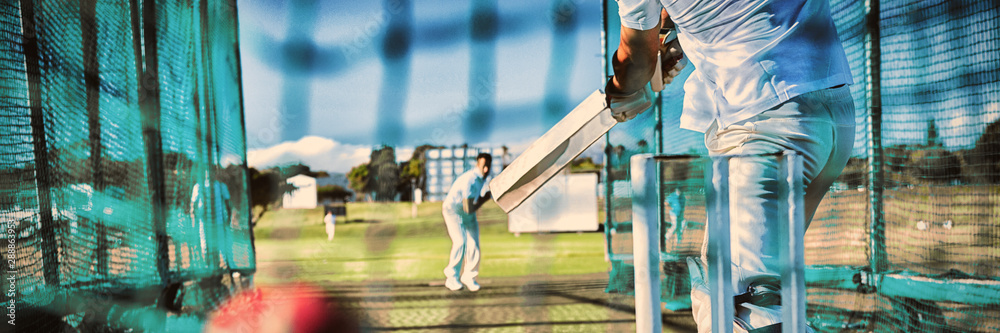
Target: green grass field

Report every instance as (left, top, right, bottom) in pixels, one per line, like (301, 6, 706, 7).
(253, 201, 610, 285)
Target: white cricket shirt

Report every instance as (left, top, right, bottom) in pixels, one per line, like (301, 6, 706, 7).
(616, 0, 853, 132)
(443, 169, 488, 214)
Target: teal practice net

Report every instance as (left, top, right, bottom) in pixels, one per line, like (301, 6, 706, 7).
(0, 0, 252, 331)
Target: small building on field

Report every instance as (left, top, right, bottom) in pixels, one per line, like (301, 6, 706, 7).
(283, 174, 318, 209)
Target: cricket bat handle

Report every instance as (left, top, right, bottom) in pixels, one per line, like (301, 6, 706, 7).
(651, 29, 679, 93)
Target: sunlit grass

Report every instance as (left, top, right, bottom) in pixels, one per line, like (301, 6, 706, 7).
(254, 202, 609, 284)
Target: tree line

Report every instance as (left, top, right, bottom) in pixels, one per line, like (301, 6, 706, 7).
(347, 144, 439, 202)
(838, 119, 1000, 187)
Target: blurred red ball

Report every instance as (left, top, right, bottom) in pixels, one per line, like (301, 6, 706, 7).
(205, 284, 358, 333)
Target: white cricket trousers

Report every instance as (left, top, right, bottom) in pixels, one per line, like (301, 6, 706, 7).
(691, 85, 856, 332)
(442, 208, 480, 282)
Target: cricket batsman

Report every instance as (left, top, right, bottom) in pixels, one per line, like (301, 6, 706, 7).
(607, 0, 856, 331)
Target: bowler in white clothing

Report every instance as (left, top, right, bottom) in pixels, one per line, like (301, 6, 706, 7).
(441, 153, 493, 292)
(324, 211, 336, 241)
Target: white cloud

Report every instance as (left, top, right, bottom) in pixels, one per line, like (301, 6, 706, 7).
(396, 148, 414, 161)
(247, 136, 416, 173)
(984, 102, 1000, 125)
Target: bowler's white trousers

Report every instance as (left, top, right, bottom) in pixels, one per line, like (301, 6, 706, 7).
(443, 208, 481, 283)
(691, 85, 856, 332)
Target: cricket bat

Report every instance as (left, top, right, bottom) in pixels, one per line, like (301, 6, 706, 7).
(489, 90, 615, 213)
(491, 27, 680, 213)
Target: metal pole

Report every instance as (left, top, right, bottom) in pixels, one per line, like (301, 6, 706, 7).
(780, 152, 806, 332)
(81, 0, 110, 278)
(654, 93, 665, 254)
(436, 150, 442, 201)
(138, 0, 172, 284)
(601, 0, 615, 261)
(865, 0, 887, 275)
(19, 0, 60, 286)
(705, 155, 733, 333)
(631, 154, 661, 333)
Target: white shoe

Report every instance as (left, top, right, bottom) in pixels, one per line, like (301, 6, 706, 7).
(462, 279, 480, 292)
(445, 279, 463, 291)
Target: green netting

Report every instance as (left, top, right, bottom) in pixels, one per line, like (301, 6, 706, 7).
(0, 0, 251, 331)
(603, 0, 1000, 331)
(868, 0, 1000, 331)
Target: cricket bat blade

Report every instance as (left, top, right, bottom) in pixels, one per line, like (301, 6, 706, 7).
(490, 90, 616, 213)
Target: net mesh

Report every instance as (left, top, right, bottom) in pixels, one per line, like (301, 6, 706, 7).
(0, 0, 251, 331)
(603, 0, 1000, 331)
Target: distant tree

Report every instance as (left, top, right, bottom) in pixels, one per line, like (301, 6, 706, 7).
(926, 119, 941, 147)
(396, 144, 441, 201)
(277, 163, 328, 178)
(397, 159, 422, 202)
(883, 145, 911, 174)
(570, 157, 601, 173)
(369, 146, 399, 201)
(882, 141, 962, 186)
(909, 148, 961, 185)
(317, 184, 352, 203)
(839, 157, 868, 189)
(248, 167, 295, 224)
(347, 163, 370, 201)
(217, 163, 249, 213)
(964, 117, 1000, 184)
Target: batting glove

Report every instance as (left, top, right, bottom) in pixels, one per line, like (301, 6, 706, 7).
(605, 77, 653, 123)
(660, 38, 687, 85)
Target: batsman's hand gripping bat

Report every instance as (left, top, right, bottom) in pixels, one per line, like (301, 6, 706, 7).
(491, 24, 684, 213)
(653, 27, 685, 92)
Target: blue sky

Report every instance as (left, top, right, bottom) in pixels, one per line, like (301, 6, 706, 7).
(237, 0, 1000, 173)
(238, 0, 604, 172)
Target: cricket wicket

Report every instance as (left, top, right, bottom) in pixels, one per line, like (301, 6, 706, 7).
(631, 151, 806, 332)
